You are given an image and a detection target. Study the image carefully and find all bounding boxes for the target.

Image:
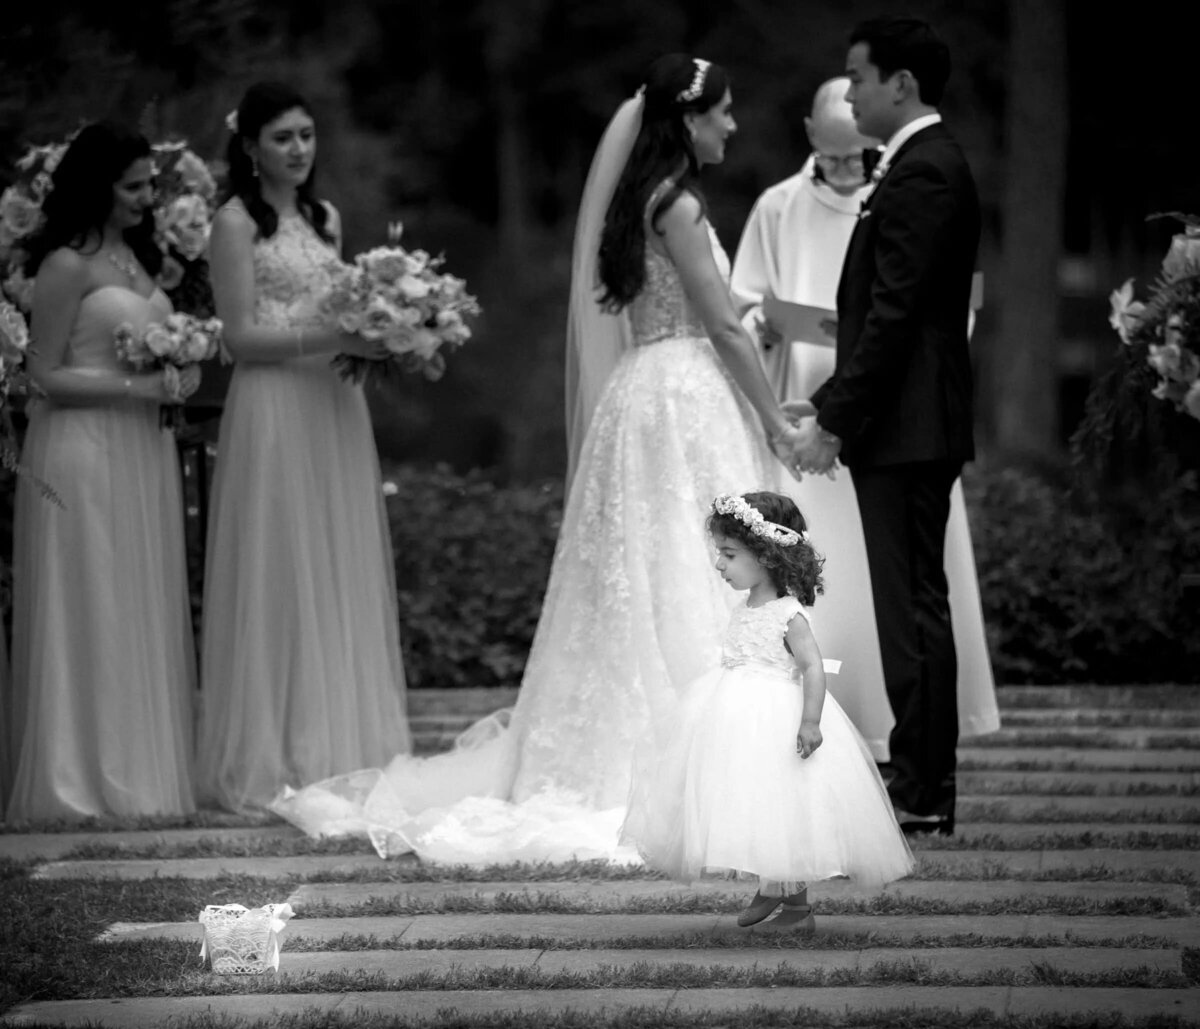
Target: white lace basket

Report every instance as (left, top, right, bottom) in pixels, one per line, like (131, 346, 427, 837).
(198, 903, 293, 974)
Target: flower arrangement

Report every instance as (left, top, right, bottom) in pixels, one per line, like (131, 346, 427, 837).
(151, 140, 220, 317)
(1109, 214, 1200, 420)
(0, 140, 69, 311)
(322, 222, 480, 385)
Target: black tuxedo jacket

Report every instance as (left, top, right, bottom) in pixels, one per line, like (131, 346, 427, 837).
(811, 122, 980, 468)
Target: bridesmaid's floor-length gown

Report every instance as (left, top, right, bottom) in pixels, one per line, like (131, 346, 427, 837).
(196, 204, 411, 812)
(6, 285, 196, 822)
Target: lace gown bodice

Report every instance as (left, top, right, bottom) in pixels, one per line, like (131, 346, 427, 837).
(228, 202, 345, 333)
(721, 596, 806, 674)
(628, 224, 727, 346)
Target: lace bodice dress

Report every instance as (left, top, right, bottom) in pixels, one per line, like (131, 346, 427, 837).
(196, 203, 411, 812)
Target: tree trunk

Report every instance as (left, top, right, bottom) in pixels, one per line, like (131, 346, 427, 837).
(993, 0, 1068, 456)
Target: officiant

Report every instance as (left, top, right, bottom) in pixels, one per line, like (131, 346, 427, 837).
(731, 75, 879, 401)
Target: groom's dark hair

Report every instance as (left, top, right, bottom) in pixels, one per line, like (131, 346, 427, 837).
(850, 16, 951, 106)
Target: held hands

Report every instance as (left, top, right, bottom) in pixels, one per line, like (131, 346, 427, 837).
(786, 415, 841, 480)
(796, 720, 823, 759)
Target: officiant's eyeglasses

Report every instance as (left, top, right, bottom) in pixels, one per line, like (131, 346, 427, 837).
(813, 151, 867, 175)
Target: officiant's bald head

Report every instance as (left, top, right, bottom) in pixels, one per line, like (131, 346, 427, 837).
(805, 77, 879, 196)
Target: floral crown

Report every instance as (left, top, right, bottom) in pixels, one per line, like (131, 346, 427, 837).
(711, 494, 804, 547)
(676, 59, 711, 103)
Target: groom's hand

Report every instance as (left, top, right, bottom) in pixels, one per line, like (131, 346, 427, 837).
(789, 416, 841, 478)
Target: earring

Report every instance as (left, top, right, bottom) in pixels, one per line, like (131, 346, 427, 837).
(251, 155, 259, 178)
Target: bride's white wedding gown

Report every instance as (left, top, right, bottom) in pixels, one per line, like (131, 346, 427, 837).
(271, 187, 783, 864)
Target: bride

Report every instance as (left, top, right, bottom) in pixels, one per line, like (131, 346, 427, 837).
(273, 54, 807, 863)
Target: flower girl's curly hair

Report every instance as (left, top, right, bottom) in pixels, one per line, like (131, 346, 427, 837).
(707, 491, 825, 606)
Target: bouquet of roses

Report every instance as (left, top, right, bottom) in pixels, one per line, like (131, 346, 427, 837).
(322, 222, 480, 385)
(0, 140, 70, 312)
(114, 312, 224, 404)
(1109, 213, 1200, 421)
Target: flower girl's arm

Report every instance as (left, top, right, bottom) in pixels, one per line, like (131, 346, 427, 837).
(26, 249, 173, 406)
(209, 205, 370, 362)
(787, 612, 825, 757)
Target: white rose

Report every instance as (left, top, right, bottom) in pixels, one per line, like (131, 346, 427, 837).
(397, 273, 431, 301)
(0, 188, 42, 240)
(0, 300, 29, 361)
(360, 294, 407, 341)
(1183, 380, 1200, 421)
(144, 323, 176, 359)
(160, 194, 210, 261)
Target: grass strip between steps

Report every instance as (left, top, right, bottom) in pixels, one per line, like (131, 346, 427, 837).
(9, 1004, 1200, 1029)
(3, 938, 1193, 1003)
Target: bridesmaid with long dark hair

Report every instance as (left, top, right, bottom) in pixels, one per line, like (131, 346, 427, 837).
(195, 82, 411, 812)
(6, 121, 198, 821)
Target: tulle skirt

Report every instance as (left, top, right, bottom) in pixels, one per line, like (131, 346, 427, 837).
(6, 399, 196, 822)
(622, 662, 914, 888)
(196, 357, 410, 812)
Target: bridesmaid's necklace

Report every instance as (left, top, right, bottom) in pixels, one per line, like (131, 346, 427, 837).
(105, 245, 139, 282)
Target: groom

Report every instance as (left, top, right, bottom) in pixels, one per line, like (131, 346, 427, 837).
(788, 16, 980, 834)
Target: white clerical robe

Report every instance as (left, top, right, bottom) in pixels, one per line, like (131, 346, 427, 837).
(729, 155, 1000, 761)
(731, 155, 867, 402)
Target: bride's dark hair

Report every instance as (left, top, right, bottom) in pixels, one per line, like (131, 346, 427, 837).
(25, 121, 162, 277)
(224, 81, 333, 244)
(597, 53, 730, 311)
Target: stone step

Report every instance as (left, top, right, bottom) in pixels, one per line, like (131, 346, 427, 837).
(279, 878, 1190, 914)
(273, 945, 1182, 978)
(958, 747, 1200, 771)
(956, 793, 1198, 820)
(961, 727, 1200, 749)
(999, 708, 1200, 729)
(6, 986, 1200, 1029)
(97, 912, 1200, 947)
(995, 684, 1200, 710)
(958, 770, 1199, 795)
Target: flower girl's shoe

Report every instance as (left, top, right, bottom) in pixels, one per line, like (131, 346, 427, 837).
(769, 890, 815, 934)
(736, 890, 784, 927)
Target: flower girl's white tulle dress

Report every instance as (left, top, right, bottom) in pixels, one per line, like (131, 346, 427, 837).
(622, 595, 913, 888)
(269, 185, 784, 863)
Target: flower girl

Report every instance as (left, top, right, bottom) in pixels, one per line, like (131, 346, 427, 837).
(621, 491, 914, 929)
